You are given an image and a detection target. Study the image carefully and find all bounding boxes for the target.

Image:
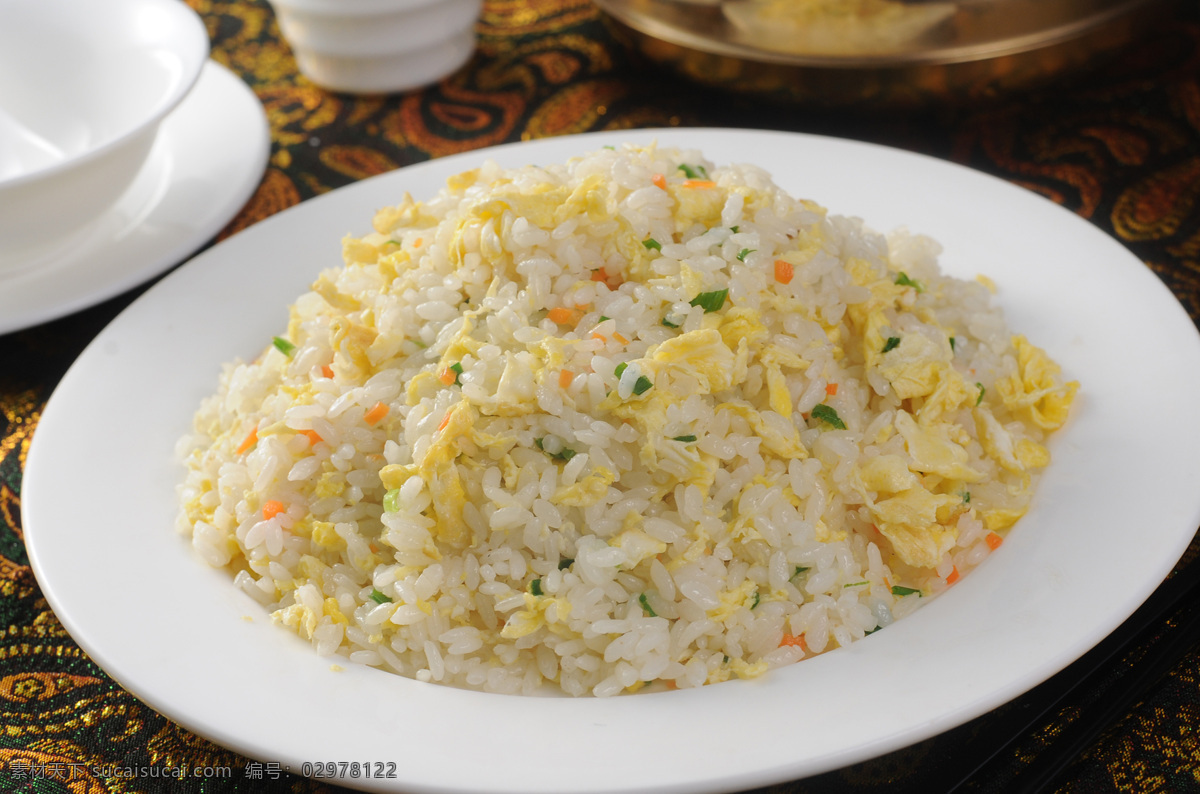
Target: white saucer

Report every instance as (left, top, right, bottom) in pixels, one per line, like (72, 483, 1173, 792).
(0, 60, 269, 335)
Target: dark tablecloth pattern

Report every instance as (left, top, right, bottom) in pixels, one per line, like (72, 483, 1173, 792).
(2, 1, 1200, 791)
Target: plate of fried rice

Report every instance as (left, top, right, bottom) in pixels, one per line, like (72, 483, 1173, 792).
(24, 129, 1200, 793)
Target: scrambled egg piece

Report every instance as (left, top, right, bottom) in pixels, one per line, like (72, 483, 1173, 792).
(500, 592, 573, 639)
(997, 335, 1079, 430)
(894, 410, 982, 482)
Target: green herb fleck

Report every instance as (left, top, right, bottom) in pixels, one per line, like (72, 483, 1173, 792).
(368, 589, 393, 604)
(598, 316, 610, 323)
(672, 434, 698, 442)
(750, 591, 761, 609)
(865, 626, 883, 635)
(449, 361, 464, 385)
(882, 336, 901, 353)
(949, 336, 957, 352)
(678, 163, 709, 179)
(895, 272, 924, 291)
(791, 566, 810, 580)
(535, 437, 577, 462)
(661, 317, 680, 328)
(962, 490, 971, 504)
(383, 488, 401, 513)
(730, 226, 739, 233)
(632, 376, 653, 396)
(689, 289, 728, 313)
(811, 403, 846, 430)
(975, 382, 986, 406)
(529, 579, 543, 596)
(891, 585, 922, 597)
(639, 593, 657, 617)
(558, 558, 574, 570)
(410, 339, 428, 349)
(737, 248, 755, 262)
(723, 655, 730, 664)
(844, 581, 868, 588)
(614, 362, 628, 379)
(642, 238, 661, 251)
(272, 336, 296, 356)
(603, 145, 615, 150)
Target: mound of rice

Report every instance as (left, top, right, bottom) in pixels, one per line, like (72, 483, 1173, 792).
(176, 144, 1078, 696)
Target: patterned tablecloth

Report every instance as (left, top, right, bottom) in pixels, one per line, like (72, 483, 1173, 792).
(3, 1, 1200, 791)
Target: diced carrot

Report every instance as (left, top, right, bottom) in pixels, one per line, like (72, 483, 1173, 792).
(559, 370, 574, 389)
(682, 179, 716, 189)
(775, 259, 794, 285)
(826, 382, 838, 396)
(364, 402, 389, 425)
(437, 412, 452, 432)
(652, 173, 667, 190)
(613, 332, 629, 345)
(262, 500, 286, 520)
(591, 332, 607, 343)
(236, 427, 258, 455)
(946, 567, 961, 585)
(438, 368, 457, 385)
(547, 307, 578, 325)
(369, 543, 379, 553)
(300, 429, 322, 445)
(985, 532, 1004, 550)
(413, 238, 422, 247)
(591, 268, 608, 283)
(321, 365, 334, 379)
(780, 633, 806, 650)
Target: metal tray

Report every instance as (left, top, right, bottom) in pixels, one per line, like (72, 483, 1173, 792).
(594, 0, 1171, 105)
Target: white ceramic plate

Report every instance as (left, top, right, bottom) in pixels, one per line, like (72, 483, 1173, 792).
(24, 129, 1200, 794)
(0, 61, 269, 335)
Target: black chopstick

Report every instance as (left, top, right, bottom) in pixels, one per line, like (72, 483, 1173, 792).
(945, 559, 1200, 793)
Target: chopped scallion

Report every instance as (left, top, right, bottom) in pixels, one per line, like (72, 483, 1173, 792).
(642, 238, 661, 251)
(730, 225, 739, 233)
(736, 248, 754, 262)
(949, 336, 957, 352)
(598, 315, 610, 322)
(811, 403, 846, 430)
(895, 272, 924, 291)
(677, 163, 709, 179)
(639, 593, 657, 617)
(689, 289, 728, 313)
(844, 581, 868, 588)
(750, 591, 761, 609)
(962, 490, 971, 503)
(369, 589, 393, 604)
(791, 566, 810, 580)
(558, 558, 574, 570)
(449, 361, 463, 385)
(891, 585, 921, 597)
(632, 376, 653, 395)
(661, 317, 680, 328)
(882, 336, 901, 353)
(975, 382, 986, 406)
(529, 579, 543, 596)
(535, 437, 577, 461)
(671, 434, 698, 442)
(272, 336, 296, 356)
(614, 362, 628, 378)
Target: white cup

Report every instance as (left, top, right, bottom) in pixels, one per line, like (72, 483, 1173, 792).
(267, 0, 484, 94)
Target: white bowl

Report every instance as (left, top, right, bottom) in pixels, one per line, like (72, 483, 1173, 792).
(267, 0, 483, 94)
(0, 0, 209, 270)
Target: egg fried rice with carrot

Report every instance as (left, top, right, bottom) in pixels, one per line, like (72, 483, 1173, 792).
(176, 144, 1078, 696)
